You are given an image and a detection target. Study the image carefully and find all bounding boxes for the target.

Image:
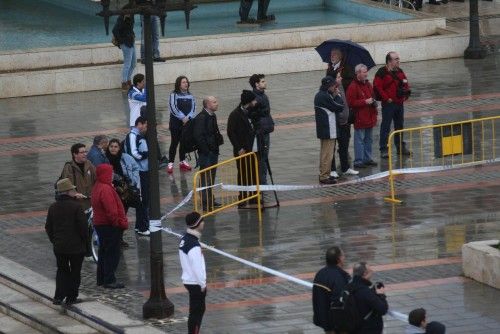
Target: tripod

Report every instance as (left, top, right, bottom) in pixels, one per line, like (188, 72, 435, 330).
(257, 133, 280, 208)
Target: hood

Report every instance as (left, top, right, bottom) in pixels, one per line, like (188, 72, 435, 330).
(96, 164, 113, 184)
(426, 321, 446, 334)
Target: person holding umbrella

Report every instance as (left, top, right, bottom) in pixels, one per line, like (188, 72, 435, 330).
(326, 48, 354, 91)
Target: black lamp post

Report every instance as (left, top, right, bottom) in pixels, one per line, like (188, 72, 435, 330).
(464, 0, 487, 59)
(97, 0, 196, 319)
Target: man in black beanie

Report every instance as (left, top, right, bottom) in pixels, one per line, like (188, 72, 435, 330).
(227, 90, 259, 207)
(179, 211, 206, 334)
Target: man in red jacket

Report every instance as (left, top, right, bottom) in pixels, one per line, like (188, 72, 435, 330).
(347, 64, 378, 168)
(91, 164, 129, 289)
(373, 52, 411, 158)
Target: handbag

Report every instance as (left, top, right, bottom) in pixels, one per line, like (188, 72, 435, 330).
(347, 108, 355, 125)
(115, 179, 141, 208)
(258, 114, 275, 134)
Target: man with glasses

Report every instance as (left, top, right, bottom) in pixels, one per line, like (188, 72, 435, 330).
(61, 143, 97, 211)
(60, 143, 97, 259)
(373, 51, 412, 159)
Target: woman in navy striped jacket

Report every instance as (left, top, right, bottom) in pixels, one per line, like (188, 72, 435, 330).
(168, 76, 196, 174)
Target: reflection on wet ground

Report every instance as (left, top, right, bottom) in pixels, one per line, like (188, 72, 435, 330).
(0, 54, 499, 333)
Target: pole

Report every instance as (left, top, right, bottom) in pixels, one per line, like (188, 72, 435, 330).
(464, 0, 486, 59)
(142, 12, 174, 319)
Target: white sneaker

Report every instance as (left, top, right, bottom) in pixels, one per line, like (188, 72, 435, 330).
(136, 230, 150, 236)
(330, 171, 339, 178)
(343, 168, 359, 175)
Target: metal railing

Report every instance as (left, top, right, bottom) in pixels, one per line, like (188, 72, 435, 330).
(385, 115, 500, 203)
(193, 152, 262, 221)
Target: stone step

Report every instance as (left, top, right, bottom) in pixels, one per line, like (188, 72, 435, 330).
(0, 256, 165, 334)
(0, 313, 43, 334)
(0, 28, 467, 99)
(0, 282, 99, 334)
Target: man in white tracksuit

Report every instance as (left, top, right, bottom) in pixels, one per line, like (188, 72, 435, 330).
(179, 211, 206, 334)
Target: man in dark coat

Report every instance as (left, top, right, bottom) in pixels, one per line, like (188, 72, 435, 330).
(249, 74, 274, 187)
(227, 90, 258, 205)
(45, 178, 88, 305)
(351, 262, 388, 334)
(314, 76, 345, 184)
(312, 246, 351, 334)
(193, 96, 224, 211)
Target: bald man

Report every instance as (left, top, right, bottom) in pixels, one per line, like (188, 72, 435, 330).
(193, 96, 224, 211)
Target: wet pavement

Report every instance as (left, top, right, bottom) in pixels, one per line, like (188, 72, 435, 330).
(0, 51, 500, 333)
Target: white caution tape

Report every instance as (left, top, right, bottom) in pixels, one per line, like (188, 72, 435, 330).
(160, 225, 408, 322)
(159, 158, 500, 220)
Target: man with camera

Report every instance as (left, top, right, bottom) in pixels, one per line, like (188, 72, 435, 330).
(347, 64, 378, 169)
(373, 51, 412, 159)
(351, 262, 388, 334)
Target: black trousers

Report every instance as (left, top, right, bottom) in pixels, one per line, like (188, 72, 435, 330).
(135, 171, 149, 232)
(237, 154, 257, 201)
(184, 284, 206, 334)
(169, 126, 186, 163)
(54, 252, 84, 301)
(332, 123, 351, 173)
(95, 225, 121, 285)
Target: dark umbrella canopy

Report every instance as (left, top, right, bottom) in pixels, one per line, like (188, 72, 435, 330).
(315, 39, 376, 70)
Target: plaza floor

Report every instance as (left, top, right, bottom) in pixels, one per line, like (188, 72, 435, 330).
(0, 52, 499, 333)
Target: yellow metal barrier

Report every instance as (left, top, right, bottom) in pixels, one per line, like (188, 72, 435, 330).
(385, 115, 500, 203)
(193, 152, 262, 221)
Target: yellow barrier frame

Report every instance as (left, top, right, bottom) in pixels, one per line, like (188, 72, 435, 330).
(384, 115, 500, 204)
(193, 152, 262, 221)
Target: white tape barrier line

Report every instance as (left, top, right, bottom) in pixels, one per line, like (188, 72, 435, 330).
(158, 158, 500, 220)
(160, 226, 408, 323)
(221, 157, 500, 192)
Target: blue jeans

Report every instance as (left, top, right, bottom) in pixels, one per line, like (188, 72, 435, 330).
(120, 44, 136, 83)
(140, 15, 160, 59)
(379, 102, 405, 152)
(354, 128, 374, 164)
(198, 151, 218, 206)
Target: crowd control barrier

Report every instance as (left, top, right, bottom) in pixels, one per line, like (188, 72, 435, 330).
(193, 152, 262, 221)
(385, 115, 500, 203)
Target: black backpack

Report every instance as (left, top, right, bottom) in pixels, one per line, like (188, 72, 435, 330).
(330, 283, 367, 333)
(180, 118, 197, 154)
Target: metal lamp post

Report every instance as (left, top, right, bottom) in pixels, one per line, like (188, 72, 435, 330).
(97, 0, 196, 319)
(464, 0, 486, 59)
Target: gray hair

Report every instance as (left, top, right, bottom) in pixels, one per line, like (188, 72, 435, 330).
(93, 135, 108, 146)
(203, 96, 216, 108)
(353, 262, 368, 277)
(354, 64, 368, 73)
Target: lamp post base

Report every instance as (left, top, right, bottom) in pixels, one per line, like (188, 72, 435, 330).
(143, 297, 175, 319)
(464, 46, 487, 59)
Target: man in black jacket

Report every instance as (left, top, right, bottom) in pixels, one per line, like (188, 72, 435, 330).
(227, 90, 258, 205)
(313, 246, 350, 334)
(45, 178, 88, 305)
(249, 74, 274, 188)
(193, 96, 224, 211)
(351, 262, 388, 334)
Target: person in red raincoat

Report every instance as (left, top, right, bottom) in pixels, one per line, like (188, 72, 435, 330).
(91, 164, 128, 289)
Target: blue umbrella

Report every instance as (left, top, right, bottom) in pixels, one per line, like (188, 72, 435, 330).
(315, 39, 376, 70)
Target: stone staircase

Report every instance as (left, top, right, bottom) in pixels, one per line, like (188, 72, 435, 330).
(0, 256, 164, 334)
(0, 273, 117, 334)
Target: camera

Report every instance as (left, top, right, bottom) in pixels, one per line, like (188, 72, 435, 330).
(396, 81, 411, 98)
